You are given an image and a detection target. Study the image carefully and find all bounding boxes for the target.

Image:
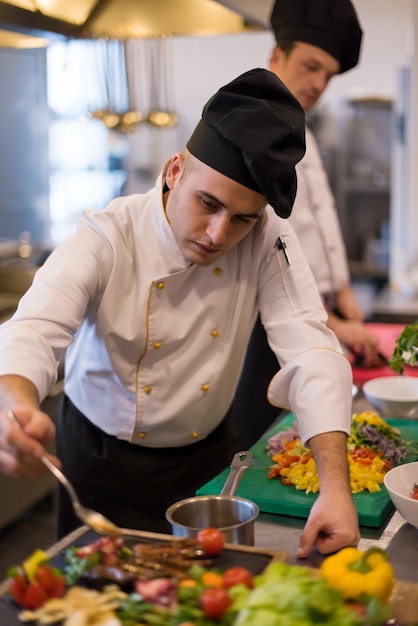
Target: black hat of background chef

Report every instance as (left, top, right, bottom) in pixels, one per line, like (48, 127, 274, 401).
(186, 68, 306, 219)
(270, 0, 363, 74)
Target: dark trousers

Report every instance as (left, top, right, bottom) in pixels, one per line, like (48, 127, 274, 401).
(56, 394, 239, 539)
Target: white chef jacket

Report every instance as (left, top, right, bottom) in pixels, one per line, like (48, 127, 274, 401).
(289, 127, 350, 298)
(0, 169, 352, 447)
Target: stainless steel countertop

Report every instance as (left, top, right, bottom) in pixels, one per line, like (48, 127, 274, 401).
(254, 509, 418, 583)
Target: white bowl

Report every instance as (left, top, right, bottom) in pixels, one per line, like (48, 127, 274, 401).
(363, 376, 418, 418)
(384, 462, 418, 528)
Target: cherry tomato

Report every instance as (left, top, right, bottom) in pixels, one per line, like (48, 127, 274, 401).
(195, 528, 225, 556)
(35, 566, 55, 592)
(411, 483, 418, 501)
(49, 574, 65, 598)
(9, 572, 27, 606)
(200, 587, 232, 619)
(22, 582, 48, 610)
(35, 565, 65, 598)
(222, 566, 254, 589)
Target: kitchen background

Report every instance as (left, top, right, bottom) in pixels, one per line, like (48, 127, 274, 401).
(0, 0, 417, 564)
(0, 0, 418, 317)
(0, 0, 417, 303)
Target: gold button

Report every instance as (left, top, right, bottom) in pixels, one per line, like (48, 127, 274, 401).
(144, 385, 152, 394)
(192, 431, 199, 439)
(157, 282, 165, 290)
(213, 267, 222, 276)
(138, 432, 146, 439)
(201, 383, 209, 392)
(211, 329, 219, 338)
(153, 341, 161, 349)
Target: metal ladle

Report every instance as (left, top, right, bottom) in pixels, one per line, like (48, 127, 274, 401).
(7, 410, 122, 538)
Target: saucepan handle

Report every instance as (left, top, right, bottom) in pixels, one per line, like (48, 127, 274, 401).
(220, 451, 253, 496)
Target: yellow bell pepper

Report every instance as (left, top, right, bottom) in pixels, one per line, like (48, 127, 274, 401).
(320, 546, 394, 603)
(22, 549, 49, 581)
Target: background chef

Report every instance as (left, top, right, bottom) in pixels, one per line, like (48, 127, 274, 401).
(234, 0, 383, 449)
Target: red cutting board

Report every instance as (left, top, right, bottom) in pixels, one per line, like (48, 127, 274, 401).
(350, 322, 418, 386)
(197, 413, 418, 528)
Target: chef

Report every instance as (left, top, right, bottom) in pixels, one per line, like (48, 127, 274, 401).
(0, 68, 359, 557)
(234, 0, 383, 449)
(270, 0, 381, 364)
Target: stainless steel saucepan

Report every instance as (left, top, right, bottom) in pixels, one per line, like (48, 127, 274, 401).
(165, 451, 259, 546)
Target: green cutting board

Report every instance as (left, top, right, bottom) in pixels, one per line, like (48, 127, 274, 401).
(197, 413, 418, 528)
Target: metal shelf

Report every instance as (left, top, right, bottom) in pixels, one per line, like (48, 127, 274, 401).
(335, 98, 393, 265)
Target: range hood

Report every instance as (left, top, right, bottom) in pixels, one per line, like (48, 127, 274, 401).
(0, 0, 273, 47)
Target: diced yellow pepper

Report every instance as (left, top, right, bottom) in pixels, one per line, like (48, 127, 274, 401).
(352, 411, 388, 429)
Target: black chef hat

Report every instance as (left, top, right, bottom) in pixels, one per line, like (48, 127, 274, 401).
(270, 0, 363, 74)
(186, 68, 305, 219)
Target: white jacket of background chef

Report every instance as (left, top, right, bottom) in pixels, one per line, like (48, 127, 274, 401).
(0, 168, 352, 447)
(289, 127, 350, 298)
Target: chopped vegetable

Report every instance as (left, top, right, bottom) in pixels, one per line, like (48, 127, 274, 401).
(267, 411, 416, 494)
(265, 422, 300, 456)
(349, 411, 412, 466)
(348, 451, 388, 494)
(389, 321, 418, 373)
(279, 457, 320, 493)
(268, 440, 390, 494)
(320, 546, 394, 604)
(411, 483, 418, 500)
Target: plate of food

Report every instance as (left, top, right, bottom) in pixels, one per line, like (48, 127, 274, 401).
(1, 526, 417, 625)
(0, 526, 284, 626)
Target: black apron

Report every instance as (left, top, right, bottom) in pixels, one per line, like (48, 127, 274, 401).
(56, 394, 239, 538)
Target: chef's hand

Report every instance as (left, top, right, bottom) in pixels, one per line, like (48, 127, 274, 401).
(327, 315, 383, 368)
(0, 406, 59, 478)
(296, 431, 360, 558)
(296, 490, 360, 558)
